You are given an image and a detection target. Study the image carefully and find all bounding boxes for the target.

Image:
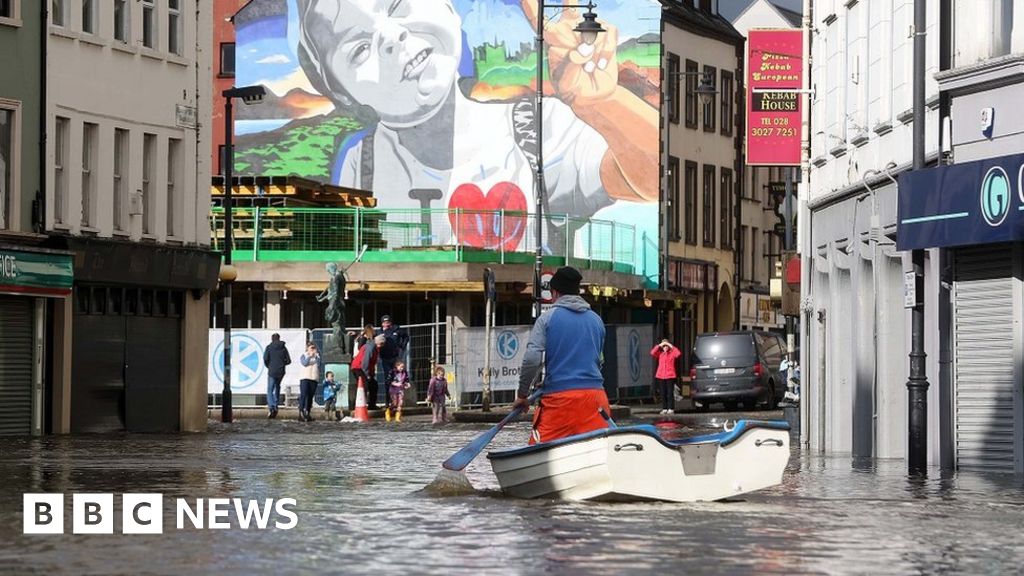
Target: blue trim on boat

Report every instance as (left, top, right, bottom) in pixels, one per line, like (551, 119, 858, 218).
(487, 419, 790, 460)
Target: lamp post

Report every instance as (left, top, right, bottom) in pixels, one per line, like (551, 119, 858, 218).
(533, 2, 605, 318)
(220, 84, 266, 424)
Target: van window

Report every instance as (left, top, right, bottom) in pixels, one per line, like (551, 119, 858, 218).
(694, 334, 755, 363)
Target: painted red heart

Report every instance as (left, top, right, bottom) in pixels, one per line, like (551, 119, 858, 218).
(448, 181, 528, 251)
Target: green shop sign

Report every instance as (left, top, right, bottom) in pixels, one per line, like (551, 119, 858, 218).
(0, 248, 74, 297)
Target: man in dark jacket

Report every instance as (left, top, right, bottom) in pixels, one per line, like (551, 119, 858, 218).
(513, 266, 609, 444)
(376, 315, 409, 399)
(263, 333, 291, 418)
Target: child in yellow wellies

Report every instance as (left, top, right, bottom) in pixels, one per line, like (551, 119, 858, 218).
(385, 361, 411, 422)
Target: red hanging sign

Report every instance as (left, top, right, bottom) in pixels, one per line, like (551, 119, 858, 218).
(746, 29, 803, 166)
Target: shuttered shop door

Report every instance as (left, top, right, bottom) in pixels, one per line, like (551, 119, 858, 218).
(0, 297, 33, 436)
(953, 246, 1016, 472)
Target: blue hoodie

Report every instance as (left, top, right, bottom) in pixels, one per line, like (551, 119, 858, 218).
(517, 295, 605, 397)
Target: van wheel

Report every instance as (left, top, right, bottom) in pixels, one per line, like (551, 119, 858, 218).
(762, 382, 776, 409)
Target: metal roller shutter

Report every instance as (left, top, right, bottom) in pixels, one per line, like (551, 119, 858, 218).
(953, 246, 1016, 472)
(0, 297, 33, 436)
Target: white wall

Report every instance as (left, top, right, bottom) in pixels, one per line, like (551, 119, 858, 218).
(46, 0, 211, 246)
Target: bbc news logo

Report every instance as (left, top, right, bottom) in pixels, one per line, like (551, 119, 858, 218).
(23, 494, 298, 534)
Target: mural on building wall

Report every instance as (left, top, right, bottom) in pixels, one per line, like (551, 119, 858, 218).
(235, 0, 661, 282)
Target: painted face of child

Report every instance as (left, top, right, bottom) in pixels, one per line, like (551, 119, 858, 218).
(309, 0, 461, 125)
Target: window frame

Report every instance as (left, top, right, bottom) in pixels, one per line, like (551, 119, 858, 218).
(51, 0, 65, 27)
(142, 133, 156, 235)
(53, 116, 69, 226)
(667, 53, 680, 125)
(113, 128, 129, 232)
(0, 101, 19, 231)
(219, 42, 236, 77)
(141, 0, 156, 49)
(114, 0, 129, 43)
(167, 138, 181, 238)
(720, 70, 734, 137)
(702, 164, 716, 247)
(702, 65, 717, 133)
(684, 160, 698, 245)
(81, 0, 96, 35)
(720, 167, 733, 249)
(168, 0, 182, 56)
(684, 60, 698, 129)
(0, 0, 17, 22)
(668, 156, 681, 241)
(81, 122, 97, 227)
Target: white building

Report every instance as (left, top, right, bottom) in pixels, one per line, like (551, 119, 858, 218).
(43, 0, 217, 432)
(803, 0, 941, 460)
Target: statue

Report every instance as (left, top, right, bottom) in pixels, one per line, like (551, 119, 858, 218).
(316, 261, 347, 352)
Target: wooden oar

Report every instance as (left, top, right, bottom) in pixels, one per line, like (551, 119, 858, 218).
(442, 389, 543, 471)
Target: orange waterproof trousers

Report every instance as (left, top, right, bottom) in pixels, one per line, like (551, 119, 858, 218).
(529, 388, 612, 445)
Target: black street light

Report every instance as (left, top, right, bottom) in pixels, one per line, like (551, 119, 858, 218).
(533, 2, 605, 318)
(220, 84, 266, 424)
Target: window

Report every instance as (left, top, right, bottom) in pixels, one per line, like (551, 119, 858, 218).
(81, 122, 97, 227)
(142, 0, 156, 49)
(668, 156, 680, 241)
(684, 161, 697, 245)
(114, 0, 129, 43)
(1, 0, 15, 20)
(0, 107, 14, 230)
(667, 53, 680, 124)
(169, 0, 182, 55)
(702, 165, 715, 246)
(168, 138, 180, 237)
(720, 70, 734, 136)
(740, 225, 748, 277)
(720, 168, 733, 249)
(51, 0, 64, 26)
(220, 43, 236, 77)
(114, 128, 128, 231)
(142, 133, 156, 235)
(702, 65, 717, 132)
(54, 117, 69, 225)
(217, 144, 226, 177)
(82, 0, 96, 34)
(751, 227, 759, 279)
(684, 60, 698, 128)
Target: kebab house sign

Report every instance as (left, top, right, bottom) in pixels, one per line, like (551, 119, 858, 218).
(747, 29, 803, 166)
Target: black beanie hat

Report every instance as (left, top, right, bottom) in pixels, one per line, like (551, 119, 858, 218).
(549, 266, 582, 295)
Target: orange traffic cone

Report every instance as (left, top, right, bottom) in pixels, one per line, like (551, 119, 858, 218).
(352, 375, 370, 422)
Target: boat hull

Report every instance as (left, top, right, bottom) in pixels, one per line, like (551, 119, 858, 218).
(487, 420, 790, 502)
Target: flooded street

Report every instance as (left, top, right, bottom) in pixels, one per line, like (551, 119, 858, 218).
(2, 419, 1024, 575)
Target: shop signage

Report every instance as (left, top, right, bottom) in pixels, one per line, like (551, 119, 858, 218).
(746, 29, 803, 166)
(0, 248, 73, 297)
(897, 153, 1024, 250)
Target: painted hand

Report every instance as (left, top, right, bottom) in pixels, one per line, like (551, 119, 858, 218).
(520, 2, 619, 106)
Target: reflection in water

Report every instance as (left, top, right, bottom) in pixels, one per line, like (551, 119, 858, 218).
(1, 420, 1024, 575)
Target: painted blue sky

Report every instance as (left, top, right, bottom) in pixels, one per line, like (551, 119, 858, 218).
(238, 0, 662, 96)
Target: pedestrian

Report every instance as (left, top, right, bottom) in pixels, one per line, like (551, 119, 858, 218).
(384, 360, 411, 423)
(298, 342, 321, 422)
(513, 266, 610, 444)
(426, 366, 451, 424)
(322, 371, 341, 421)
(376, 315, 409, 389)
(263, 333, 292, 419)
(351, 329, 385, 411)
(651, 339, 681, 415)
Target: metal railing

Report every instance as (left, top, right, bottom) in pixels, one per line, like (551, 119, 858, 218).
(210, 207, 639, 273)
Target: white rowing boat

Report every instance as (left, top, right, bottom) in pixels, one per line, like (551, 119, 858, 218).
(487, 420, 790, 502)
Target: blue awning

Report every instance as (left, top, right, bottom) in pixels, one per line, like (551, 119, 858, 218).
(897, 153, 1024, 250)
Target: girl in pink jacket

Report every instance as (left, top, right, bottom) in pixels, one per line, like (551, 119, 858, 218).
(651, 340, 681, 414)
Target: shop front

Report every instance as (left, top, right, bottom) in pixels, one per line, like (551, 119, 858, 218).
(0, 245, 73, 436)
(898, 152, 1024, 473)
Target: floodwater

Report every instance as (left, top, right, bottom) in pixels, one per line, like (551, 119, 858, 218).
(2, 418, 1024, 575)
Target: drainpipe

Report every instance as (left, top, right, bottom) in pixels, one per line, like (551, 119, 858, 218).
(734, 36, 744, 330)
(817, 307, 826, 453)
(907, 0, 929, 475)
(799, 0, 813, 450)
(36, 0, 47, 233)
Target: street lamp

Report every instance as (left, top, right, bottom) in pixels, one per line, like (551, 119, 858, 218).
(534, 2, 605, 318)
(220, 84, 266, 424)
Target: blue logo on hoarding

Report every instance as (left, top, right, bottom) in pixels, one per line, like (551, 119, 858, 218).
(496, 330, 520, 360)
(980, 167, 1011, 227)
(627, 330, 641, 381)
(213, 335, 265, 390)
